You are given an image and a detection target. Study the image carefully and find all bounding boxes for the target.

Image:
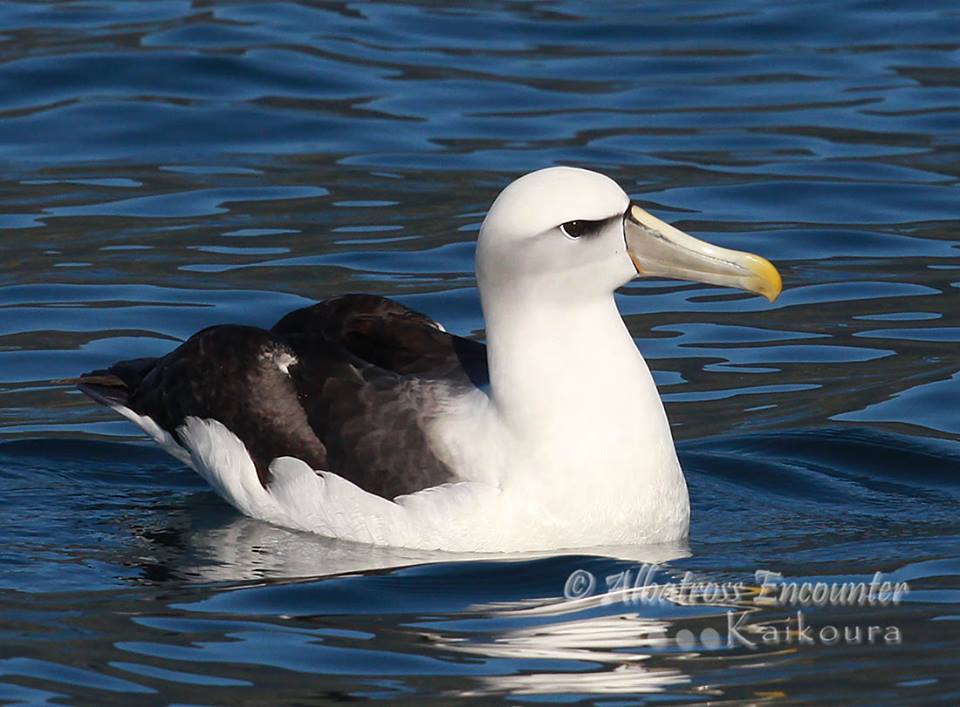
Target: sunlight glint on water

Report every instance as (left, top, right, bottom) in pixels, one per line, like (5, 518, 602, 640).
(0, 1, 957, 702)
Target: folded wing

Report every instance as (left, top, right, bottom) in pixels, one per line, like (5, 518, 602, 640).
(79, 295, 489, 499)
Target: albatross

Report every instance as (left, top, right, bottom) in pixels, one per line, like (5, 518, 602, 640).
(78, 167, 781, 552)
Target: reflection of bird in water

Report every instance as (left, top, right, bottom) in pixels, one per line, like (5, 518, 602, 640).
(80, 167, 781, 551)
(126, 510, 690, 583)
(431, 596, 689, 698)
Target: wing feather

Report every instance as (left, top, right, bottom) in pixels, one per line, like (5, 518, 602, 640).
(79, 295, 489, 500)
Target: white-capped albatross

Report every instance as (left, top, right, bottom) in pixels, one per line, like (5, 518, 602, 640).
(78, 167, 782, 552)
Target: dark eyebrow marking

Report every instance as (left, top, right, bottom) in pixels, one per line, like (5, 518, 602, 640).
(557, 214, 620, 239)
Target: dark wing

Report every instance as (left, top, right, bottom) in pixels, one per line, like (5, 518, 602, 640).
(79, 325, 328, 486)
(79, 295, 488, 499)
(271, 294, 488, 387)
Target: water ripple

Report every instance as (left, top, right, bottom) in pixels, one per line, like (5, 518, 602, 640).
(0, 0, 957, 702)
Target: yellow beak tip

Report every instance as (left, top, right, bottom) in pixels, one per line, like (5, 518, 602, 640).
(745, 255, 782, 303)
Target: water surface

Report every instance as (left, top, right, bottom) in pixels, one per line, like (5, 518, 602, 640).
(1, 1, 958, 703)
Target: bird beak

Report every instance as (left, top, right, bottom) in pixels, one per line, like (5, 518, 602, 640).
(623, 203, 782, 302)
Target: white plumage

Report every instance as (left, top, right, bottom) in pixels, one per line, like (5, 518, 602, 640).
(87, 167, 781, 552)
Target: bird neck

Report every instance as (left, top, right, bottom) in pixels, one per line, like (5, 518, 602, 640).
(481, 289, 672, 456)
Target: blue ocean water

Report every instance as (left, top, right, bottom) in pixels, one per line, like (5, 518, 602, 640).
(1, 0, 958, 702)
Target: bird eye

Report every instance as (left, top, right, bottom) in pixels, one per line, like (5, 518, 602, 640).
(560, 220, 586, 238)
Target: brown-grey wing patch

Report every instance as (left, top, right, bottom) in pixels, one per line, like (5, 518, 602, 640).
(288, 353, 458, 500)
(268, 295, 491, 498)
(79, 295, 485, 499)
(80, 325, 328, 486)
(272, 294, 489, 387)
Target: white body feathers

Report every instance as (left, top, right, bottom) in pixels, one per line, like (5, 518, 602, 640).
(99, 167, 698, 552)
